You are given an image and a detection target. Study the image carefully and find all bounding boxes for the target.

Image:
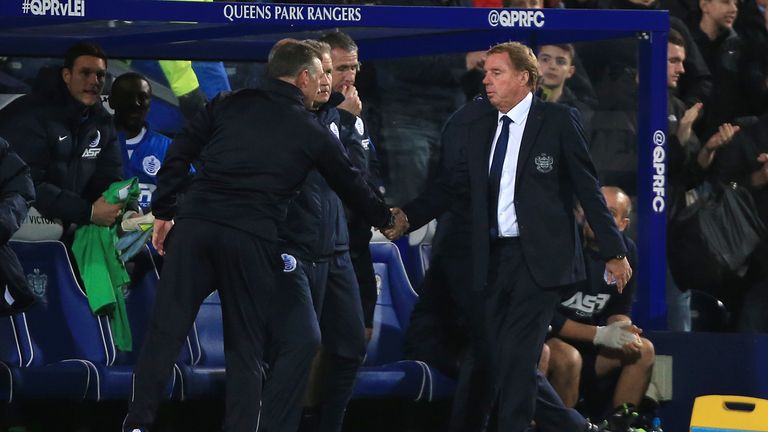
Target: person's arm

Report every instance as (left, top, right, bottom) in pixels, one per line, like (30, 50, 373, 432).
(0, 139, 35, 244)
(314, 132, 397, 231)
(151, 94, 216, 221)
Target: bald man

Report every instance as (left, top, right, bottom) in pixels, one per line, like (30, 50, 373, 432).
(543, 186, 655, 428)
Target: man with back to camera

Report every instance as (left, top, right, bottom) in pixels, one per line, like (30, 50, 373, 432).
(0, 42, 124, 232)
(121, 41, 408, 432)
(387, 41, 631, 432)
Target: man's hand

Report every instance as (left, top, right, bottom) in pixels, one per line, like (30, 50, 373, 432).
(91, 196, 123, 227)
(465, 51, 486, 70)
(593, 320, 642, 350)
(152, 219, 174, 256)
(605, 257, 632, 293)
(751, 153, 768, 189)
(676, 102, 702, 145)
(382, 207, 409, 240)
(697, 123, 740, 168)
(338, 84, 362, 116)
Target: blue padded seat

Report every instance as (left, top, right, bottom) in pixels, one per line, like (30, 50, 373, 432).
(8, 240, 178, 401)
(353, 242, 429, 400)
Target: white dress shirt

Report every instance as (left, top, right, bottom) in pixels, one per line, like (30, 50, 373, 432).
(488, 92, 532, 237)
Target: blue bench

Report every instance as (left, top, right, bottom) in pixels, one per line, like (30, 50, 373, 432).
(354, 242, 454, 401)
(3, 240, 183, 401)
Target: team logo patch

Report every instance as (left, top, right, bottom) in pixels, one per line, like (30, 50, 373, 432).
(142, 155, 162, 176)
(355, 117, 365, 135)
(361, 138, 370, 151)
(27, 268, 48, 300)
(89, 130, 101, 147)
(534, 153, 554, 173)
(281, 253, 297, 273)
(329, 122, 340, 139)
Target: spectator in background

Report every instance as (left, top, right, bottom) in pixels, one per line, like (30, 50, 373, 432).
(713, 114, 768, 332)
(536, 43, 593, 131)
(110, 72, 172, 214)
(0, 42, 124, 235)
(365, 49, 467, 206)
(693, 0, 766, 138)
(665, 28, 741, 330)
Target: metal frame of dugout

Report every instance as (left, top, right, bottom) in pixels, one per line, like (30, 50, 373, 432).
(0, 0, 670, 327)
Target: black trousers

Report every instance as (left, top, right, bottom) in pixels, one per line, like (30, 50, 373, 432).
(486, 238, 561, 432)
(432, 253, 585, 432)
(260, 258, 326, 432)
(123, 219, 276, 432)
(260, 251, 365, 432)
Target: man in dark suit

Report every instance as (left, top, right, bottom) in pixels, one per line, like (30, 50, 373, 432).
(389, 41, 631, 432)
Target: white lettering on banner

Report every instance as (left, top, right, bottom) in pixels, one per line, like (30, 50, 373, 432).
(223, 4, 361, 23)
(22, 0, 85, 17)
(488, 10, 545, 28)
(651, 130, 666, 213)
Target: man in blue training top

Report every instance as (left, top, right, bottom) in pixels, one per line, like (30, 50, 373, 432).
(110, 72, 172, 214)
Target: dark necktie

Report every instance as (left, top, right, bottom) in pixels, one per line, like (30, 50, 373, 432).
(488, 115, 512, 237)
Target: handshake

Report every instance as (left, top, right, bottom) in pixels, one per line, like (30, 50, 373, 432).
(381, 207, 410, 241)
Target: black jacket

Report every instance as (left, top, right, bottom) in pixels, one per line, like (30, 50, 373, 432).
(0, 137, 35, 317)
(280, 92, 348, 261)
(406, 96, 625, 290)
(0, 67, 123, 226)
(153, 79, 389, 242)
(0, 137, 35, 244)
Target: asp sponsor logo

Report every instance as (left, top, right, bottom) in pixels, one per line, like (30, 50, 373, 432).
(561, 292, 611, 317)
(22, 0, 85, 17)
(488, 9, 544, 28)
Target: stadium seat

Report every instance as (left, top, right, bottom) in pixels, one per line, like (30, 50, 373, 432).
(7, 240, 179, 401)
(354, 242, 455, 401)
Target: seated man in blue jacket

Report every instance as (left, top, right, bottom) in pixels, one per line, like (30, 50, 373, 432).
(544, 186, 655, 430)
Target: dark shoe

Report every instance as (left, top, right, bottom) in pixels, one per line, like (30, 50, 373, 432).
(585, 419, 611, 431)
(608, 404, 641, 432)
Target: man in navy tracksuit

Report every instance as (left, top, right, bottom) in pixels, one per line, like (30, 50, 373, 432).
(259, 41, 374, 432)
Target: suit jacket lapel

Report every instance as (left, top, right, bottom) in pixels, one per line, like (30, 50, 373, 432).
(515, 97, 544, 194)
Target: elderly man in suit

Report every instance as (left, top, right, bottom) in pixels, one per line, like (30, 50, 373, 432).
(389, 41, 631, 432)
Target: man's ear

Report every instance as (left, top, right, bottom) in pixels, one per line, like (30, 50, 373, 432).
(619, 217, 630, 232)
(62, 68, 72, 87)
(566, 65, 576, 79)
(295, 69, 310, 89)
